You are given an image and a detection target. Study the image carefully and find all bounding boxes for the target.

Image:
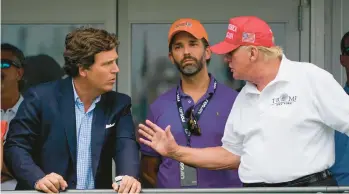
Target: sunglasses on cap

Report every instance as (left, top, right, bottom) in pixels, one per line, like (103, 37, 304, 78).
(1, 59, 22, 69)
(185, 106, 201, 136)
(343, 47, 349, 56)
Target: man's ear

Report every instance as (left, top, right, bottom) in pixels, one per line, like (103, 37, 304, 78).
(16, 68, 24, 81)
(168, 52, 175, 64)
(249, 46, 259, 62)
(78, 65, 87, 77)
(205, 46, 211, 61)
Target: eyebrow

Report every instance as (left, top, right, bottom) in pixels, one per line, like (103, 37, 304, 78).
(174, 39, 199, 45)
(103, 58, 117, 65)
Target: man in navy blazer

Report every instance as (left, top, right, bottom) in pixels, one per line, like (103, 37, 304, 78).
(4, 27, 141, 193)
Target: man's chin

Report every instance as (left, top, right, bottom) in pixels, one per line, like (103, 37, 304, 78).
(181, 67, 201, 76)
(182, 71, 199, 77)
(102, 85, 114, 93)
(232, 73, 240, 80)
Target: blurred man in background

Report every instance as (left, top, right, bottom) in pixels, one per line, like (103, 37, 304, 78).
(330, 31, 349, 186)
(1, 43, 25, 190)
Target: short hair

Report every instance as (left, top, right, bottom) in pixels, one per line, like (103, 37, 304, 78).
(243, 46, 284, 61)
(63, 27, 119, 77)
(1, 43, 25, 67)
(340, 31, 349, 54)
(241, 36, 283, 61)
(169, 37, 211, 65)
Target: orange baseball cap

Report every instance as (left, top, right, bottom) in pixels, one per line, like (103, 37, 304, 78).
(168, 18, 209, 46)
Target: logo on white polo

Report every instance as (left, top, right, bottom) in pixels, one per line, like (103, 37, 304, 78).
(272, 93, 297, 106)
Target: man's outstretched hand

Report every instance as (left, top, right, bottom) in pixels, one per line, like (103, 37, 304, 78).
(138, 120, 180, 158)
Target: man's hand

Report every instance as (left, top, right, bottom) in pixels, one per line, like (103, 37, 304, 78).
(112, 175, 141, 193)
(138, 120, 180, 158)
(35, 173, 67, 193)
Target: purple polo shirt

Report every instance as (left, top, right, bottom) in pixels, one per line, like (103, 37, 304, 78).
(140, 74, 242, 188)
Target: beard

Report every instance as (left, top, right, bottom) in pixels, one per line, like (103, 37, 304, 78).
(174, 54, 205, 77)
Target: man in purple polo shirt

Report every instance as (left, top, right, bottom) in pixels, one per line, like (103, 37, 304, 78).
(139, 18, 241, 188)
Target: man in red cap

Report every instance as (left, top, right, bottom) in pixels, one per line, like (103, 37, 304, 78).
(138, 16, 349, 187)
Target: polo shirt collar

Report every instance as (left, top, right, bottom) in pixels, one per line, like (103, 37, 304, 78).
(10, 95, 23, 114)
(177, 73, 216, 97)
(244, 54, 292, 94)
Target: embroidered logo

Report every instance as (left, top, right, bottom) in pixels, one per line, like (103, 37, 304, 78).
(175, 22, 192, 29)
(242, 32, 256, 43)
(272, 93, 298, 106)
(228, 24, 237, 32)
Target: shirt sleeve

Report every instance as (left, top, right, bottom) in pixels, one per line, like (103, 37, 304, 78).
(221, 107, 244, 156)
(139, 107, 161, 157)
(312, 70, 349, 136)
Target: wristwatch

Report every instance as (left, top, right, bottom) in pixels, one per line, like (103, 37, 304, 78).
(114, 175, 124, 185)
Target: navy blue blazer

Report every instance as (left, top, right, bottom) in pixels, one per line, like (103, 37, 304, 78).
(4, 77, 140, 190)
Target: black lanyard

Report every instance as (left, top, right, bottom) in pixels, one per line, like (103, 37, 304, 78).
(176, 79, 217, 146)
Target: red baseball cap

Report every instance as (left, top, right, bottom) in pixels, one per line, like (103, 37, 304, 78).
(168, 18, 208, 46)
(210, 16, 274, 54)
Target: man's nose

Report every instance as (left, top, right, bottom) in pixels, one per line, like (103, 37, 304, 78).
(111, 63, 119, 73)
(183, 45, 191, 55)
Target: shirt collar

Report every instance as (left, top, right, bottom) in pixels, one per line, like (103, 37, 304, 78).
(244, 54, 292, 94)
(72, 79, 101, 105)
(272, 54, 293, 83)
(10, 95, 24, 114)
(177, 73, 216, 97)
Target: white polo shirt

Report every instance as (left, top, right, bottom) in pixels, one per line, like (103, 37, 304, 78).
(222, 55, 349, 184)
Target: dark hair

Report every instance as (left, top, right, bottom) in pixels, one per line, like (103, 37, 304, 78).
(1, 43, 25, 91)
(22, 54, 65, 92)
(1, 43, 25, 67)
(63, 27, 119, 77)
(341, 31, 349, 54)
(169, 37, 211, 65)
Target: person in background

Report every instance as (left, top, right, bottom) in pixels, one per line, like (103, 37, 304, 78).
(22, 54, 65, 92)
(330, 31, 349, 186)
(1, 43, 25, 190)
(139, 18, 241, 188)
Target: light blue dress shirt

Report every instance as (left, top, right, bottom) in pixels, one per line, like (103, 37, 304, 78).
(72, 81, 101, 189)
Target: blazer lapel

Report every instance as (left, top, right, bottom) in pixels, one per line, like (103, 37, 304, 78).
(58, 77, 77, 172)
(91, 98, 107, 178)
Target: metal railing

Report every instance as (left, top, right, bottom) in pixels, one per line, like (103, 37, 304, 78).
(1, 187, 349, 194)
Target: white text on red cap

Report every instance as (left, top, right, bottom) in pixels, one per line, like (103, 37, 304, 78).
(228, 24, 237, 32)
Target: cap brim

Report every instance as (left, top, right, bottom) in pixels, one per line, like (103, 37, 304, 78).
(210, 41, 239, 55)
